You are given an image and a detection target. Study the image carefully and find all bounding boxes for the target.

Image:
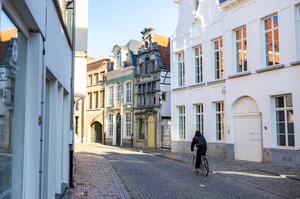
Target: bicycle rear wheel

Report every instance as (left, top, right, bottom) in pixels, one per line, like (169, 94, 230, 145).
(201, 157, 209, 177)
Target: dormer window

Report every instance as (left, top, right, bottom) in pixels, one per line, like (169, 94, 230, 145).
(116, 51, 122, 68)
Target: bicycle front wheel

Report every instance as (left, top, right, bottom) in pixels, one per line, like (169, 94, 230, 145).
(201, 157, 209, 177)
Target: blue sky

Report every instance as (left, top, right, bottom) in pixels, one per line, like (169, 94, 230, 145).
(87, 0, 178, 58)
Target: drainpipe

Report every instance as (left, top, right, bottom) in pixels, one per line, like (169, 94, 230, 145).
(69, 0, 76, 188)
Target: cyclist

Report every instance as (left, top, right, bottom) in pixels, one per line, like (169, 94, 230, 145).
(191, 130, 207, 172)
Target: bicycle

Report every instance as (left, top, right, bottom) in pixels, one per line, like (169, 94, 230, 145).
(192, 151, 209, 177)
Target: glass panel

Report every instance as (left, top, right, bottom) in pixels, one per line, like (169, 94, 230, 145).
(277, 135, 286, 146)
(265, 18, 271, 30)
(214, 40, 219, 49)
(195, 47, 199, 56)
(243, 27, 247, 38)
(276, 111, 285, 122)
(286, 95, 293, 107)
(288, 135, 295, 146)
(287, 110, 294, 122)
(236, 29, 241, 40)
(288, 123, 294, 134)
(1, 10, 26, 198)
(273, 15, 278, 27)
(275, 96, 284, 108)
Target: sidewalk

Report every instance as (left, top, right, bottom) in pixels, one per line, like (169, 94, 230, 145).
(123, 146, 300, 182)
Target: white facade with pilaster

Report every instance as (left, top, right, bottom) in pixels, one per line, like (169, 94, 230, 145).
(171, 0, 300, 166)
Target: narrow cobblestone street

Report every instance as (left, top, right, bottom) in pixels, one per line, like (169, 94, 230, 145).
(63, 143, 300, 199)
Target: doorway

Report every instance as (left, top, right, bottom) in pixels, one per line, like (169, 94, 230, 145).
(234, 97, 262, 162)
(91, 122, 102, 143)
(147, 115, 155, 148)
(116, 113, 121, 146)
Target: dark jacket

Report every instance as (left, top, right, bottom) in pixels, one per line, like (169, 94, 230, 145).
(191, 134, 207, 151)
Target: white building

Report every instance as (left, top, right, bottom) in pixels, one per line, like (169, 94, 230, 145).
(0, 0, 87, 198)
(171, 0, 300, 166)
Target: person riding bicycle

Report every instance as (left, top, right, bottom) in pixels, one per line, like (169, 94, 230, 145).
(191, 130, 207, 172)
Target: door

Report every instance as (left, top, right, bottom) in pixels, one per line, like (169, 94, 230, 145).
(234, 97, 262, 162)
(147, 115, 155, 148)
(116, 113, 121, 146)
(91, 122, 102, 143)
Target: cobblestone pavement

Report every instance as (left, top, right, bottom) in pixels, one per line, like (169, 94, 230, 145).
(63, 143, 300, 199)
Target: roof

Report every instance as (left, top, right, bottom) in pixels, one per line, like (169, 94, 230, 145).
(125, 39, 141, 54)
(153, 33, 170, 69)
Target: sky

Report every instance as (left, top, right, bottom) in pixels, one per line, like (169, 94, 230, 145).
(87, 0, 179, 58)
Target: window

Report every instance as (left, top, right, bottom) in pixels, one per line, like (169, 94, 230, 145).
(275, 94, 294, 147)
(108, 86, 114, 106)
(215, 102, 224, 141)
(195, 104, 204, 135)
(125, 113, 132, 136)
(161, 92, 166, 101)
(88, 92, 92, 109)
(88, 74, 92, 85)
(100, 71, 105, 81)
(100, 91, 104, 108)
(116, 51, 122, 68)
(214, 38, 224, 79)
(94, 91, 98, 109)
(194, 0, 199, 11)
(0, 10, 26, 198)
(94, 73, 98, 83)
(194, 45, 203, 83)
(178, 106, 186, 139)
(108, 114, 113, 136)
(177, 52, 185, 86)
(125, 82, 132, 103)
(235, 27, 247, 72)
(117, 83, 122, 101)
(264, 14, 280, 66)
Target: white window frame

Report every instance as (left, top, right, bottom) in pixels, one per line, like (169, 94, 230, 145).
(213, 38, 224, 80)
(194, 45, 203, 83)
(108, 86, 114, 106)
(125, 81, 132, 103)
(108, 114, 113, 136)
(177, 52, 185, 87)
(195, 104, 204, 135)
(125, 113, 132, 137)
(274, 94, 294, 147)
(178, 106, 186, 139)
(264, 14, 280, 66)
(116, 50, 122, 68)
(235, 26, 247, 73)
(215, 101, 224, 141)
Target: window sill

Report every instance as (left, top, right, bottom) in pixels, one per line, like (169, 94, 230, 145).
(188, 82, 206, 88)
(172, 86, 188, 91)
(290, 60, 300, 66)
(255, 64, 284, 73)
(228, 71, 251, 79)
(207, 79, 226, 85)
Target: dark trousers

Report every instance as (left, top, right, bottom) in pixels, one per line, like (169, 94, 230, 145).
(195, 145, 207, 169)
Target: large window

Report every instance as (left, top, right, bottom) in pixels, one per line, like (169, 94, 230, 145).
(88, 92, 92, 109)
(94, 73, 98, 83)
(215, 102, 224, 141)
(195, 104, 204, 135)
(108, 114, 113, 136)
(116, 51, 122, 68)
(194, 45, 203, 83)
(108, 86, 114, 106)
(213, 38, 224, 79)
(94, 91, 98, 109)
(0, 9, 26, 198)
(178, 106, 186, 139)
(177, 52, 185, 87)
(264, 14, 280, 66)
(235, 27, 247, 72)
(125, 82, 132, 103)
(125, 113, 132, 137)
(88, 74, 92, 85)
(275, 94, 294, 147)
